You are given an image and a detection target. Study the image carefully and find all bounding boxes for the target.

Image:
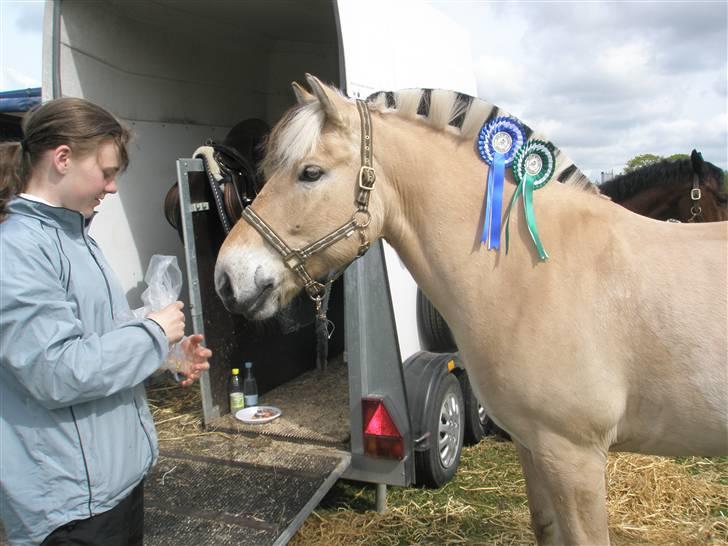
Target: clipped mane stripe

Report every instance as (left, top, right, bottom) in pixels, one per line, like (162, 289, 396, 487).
(366, 87, 594, 192)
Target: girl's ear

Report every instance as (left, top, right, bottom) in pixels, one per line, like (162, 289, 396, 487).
(51, 145, 72, 174)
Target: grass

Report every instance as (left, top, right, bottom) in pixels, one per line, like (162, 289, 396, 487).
(291, 442, 728, 546)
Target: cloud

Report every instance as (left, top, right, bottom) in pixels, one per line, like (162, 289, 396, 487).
(439, 1, 727, 174)
(15, 2, 44, 33)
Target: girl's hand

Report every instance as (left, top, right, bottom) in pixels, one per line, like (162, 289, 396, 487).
(176, 334, 211, 387)
(147, 301, 185, 344)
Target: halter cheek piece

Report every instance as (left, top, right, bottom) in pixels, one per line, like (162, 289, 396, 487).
(241, 99, 376, 317)
(688, 173, 702, 222)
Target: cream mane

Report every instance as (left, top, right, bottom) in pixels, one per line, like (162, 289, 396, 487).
(264, 84, 597, 193)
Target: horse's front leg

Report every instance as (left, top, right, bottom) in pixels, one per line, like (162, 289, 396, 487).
(528, 435, 610, 545)
(515, 441, 562, 545)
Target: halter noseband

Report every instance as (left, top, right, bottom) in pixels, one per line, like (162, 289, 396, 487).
(241, 99, 377, 316)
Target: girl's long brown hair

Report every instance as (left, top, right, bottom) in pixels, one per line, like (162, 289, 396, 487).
(0, 97, 130, 221)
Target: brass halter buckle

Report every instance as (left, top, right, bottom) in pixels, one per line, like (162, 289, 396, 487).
(359, 166, 377, 190)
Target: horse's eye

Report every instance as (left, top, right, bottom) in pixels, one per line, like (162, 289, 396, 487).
(299, 165, 324, 183)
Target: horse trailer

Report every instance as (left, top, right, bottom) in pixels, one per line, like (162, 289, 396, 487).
(38, 1, 490, 543)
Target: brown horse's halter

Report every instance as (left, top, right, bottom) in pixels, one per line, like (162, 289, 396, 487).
(241, 99, 376, 319)
(687, 173, 703, 222)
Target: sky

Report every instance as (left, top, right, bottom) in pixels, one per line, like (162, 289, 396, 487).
(1, 0, 726, 179)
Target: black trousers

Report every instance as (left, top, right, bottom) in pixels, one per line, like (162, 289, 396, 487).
(41, 481, 144, 546)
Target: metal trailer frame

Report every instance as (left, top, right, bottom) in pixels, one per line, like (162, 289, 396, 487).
(176, 158, 415, 489)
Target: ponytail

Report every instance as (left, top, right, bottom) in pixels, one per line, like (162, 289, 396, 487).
(0, 141, 27, 222)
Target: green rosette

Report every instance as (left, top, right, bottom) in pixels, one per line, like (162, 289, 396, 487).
(504, 139, 556, 260)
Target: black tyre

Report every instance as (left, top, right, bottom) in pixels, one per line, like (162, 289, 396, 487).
(415, 374, 465, 488)
(459, 374, 490, 445)
(416, 289, 457, 353)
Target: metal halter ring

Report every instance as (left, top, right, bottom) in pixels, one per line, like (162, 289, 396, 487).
(352, 209, 372, 228)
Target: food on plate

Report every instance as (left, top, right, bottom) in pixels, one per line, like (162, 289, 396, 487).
(253, 408, 276, 419)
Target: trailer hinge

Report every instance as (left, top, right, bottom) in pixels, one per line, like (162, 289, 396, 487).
(189, 202, 210, 213)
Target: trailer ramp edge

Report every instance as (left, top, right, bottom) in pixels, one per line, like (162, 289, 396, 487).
(144, 445, 351, 546)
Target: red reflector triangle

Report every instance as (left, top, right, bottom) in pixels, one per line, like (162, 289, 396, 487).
(364, 404, 400, 437)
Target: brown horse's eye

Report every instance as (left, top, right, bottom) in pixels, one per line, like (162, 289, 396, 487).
(299, 165, 324, 182)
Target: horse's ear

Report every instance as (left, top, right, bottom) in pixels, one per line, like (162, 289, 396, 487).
(690, 149, 705, 175)
(305, 73, 345, 126)
(291, 81, 315, 105)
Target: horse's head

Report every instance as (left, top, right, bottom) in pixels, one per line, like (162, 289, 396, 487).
(679, 150, 728, 222)
(215, 75, 386, 319)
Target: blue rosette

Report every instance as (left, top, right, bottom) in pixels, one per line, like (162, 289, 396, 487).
(477, 116, 526, 250)
(505, 139, 556, 260)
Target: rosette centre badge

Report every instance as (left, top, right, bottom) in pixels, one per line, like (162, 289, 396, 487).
(505, 139, 556, 260)
(477, 117, 526, 250)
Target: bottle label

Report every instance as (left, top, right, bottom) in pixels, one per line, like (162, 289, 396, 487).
(244, 394, 258, 407)
(230, 392, 245, 412)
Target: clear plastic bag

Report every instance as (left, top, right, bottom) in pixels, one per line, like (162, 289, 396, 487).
(133, 255, 183, 320)
(120, 255, 188, 379)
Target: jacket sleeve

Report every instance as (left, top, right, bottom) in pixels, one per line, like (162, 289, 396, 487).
(0, 231, 170, 410)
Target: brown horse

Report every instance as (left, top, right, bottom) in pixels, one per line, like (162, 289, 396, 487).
(214, 75, 728, 545)
(599, 151, 728, 223)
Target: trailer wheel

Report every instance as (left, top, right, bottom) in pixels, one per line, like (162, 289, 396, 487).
(459, 374, 492, 445)
(416, 289, 457, 353)
(416, 374, 464, 487)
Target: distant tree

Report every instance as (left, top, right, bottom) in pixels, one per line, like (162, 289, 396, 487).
(666, 153, 689, 162)
(624, 153, 662, 173)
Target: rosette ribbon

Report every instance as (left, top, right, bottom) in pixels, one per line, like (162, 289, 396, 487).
(477, 117, 526, 250)
(505, 139, 556, 260)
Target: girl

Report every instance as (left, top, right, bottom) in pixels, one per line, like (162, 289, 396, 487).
(0, 97, 210, 545)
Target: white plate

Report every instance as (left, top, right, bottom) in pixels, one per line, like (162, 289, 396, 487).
(235, 406, 282, 424)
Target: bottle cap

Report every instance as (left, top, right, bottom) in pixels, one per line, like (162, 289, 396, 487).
(232, 368, 240, 375)
(245, 361, 252, 369)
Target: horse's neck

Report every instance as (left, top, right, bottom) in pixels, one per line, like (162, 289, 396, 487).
(616, 184, 682, 219)
(375, 120, 606, 329)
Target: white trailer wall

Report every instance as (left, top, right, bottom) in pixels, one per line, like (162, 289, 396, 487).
(44, 0, 338, 302)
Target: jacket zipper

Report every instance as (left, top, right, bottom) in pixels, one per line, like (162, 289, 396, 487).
(69, 406, 94, 517)
(81, 225, 115, 317)
(134, 396, 156, 472)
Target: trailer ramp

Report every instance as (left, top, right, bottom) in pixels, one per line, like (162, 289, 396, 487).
(145, 440, 349, 546)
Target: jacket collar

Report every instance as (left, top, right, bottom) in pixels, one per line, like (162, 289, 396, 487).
(8, 196, 96, 234)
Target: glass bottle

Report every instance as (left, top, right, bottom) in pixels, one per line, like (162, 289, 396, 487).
(243, 361, 258, 407)
(229, 368, 244, 414)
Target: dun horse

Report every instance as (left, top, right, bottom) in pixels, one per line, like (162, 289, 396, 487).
(600, 151, 728, 223)
(215, 75, 727, 545)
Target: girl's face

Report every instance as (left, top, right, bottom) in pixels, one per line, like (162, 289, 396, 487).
(59, 140, 121, 218)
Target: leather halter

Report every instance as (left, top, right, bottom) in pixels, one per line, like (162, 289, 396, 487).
(241, 99, 377, 316)
(687, 173, 702, 222)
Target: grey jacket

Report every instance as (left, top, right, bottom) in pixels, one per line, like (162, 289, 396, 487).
(0, 197, 168, 545)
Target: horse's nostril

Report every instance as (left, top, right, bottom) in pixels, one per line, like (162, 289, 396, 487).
(254, 265, 275, 292)
(216, 269, 234, 304)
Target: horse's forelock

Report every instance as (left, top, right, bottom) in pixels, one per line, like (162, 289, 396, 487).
(262, 101, 325, 176)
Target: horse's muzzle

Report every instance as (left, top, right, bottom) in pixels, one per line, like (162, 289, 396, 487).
(214, 262, 278, 319)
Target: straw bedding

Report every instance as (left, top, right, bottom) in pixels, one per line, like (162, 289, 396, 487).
(150, 382, 727, 545)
